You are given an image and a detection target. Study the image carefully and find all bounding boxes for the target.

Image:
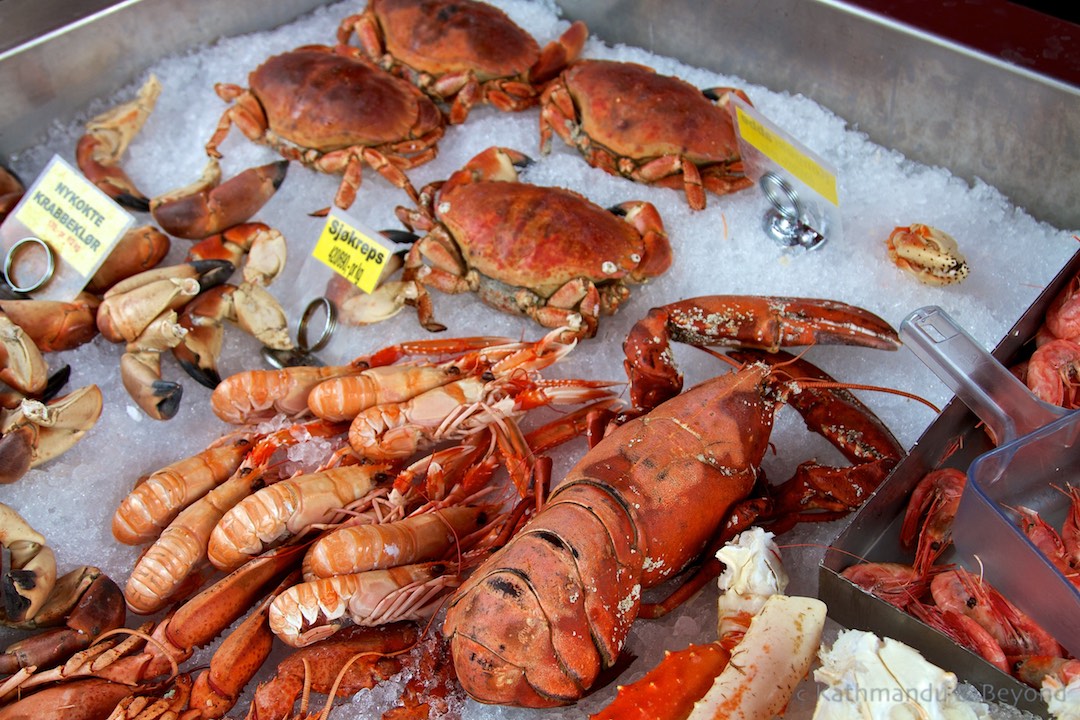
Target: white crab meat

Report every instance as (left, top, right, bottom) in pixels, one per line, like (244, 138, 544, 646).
(716, 526, 788, 637)
(812, 629, 991, 720)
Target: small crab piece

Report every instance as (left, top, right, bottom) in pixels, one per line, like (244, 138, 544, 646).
(390, 146, 672, 338)
(540, 59, 752, 210)
(75, 74, 161, 211)
(0, 314, 48, 397)
(150, 157, 289, 240)
(0, 294, 101, 353)
(205, 44, 444, 211)
(96, 260, 233, 344)
(0, 384, 104, 483)
(886, 224, 969, 285)
(186, 222, 287, 287)
(341, 0, 587, 124)
(173, 283, 294, 389)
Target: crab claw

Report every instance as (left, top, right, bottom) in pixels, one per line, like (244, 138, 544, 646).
(528, 20, 588, 85)
(0, 385, 103, 482)
(75, 75, 161, 211)
(0, 165, 24, 221)
(0, 571, 126, 676)
(886, 224, 969, 286)
(96, 260, 233, 343)
(0, 314, 48, 397)
(0, 293, 101, 353)
(121, 350, 183, 421)
(173, 282, 293, 389)
(0, 503, 56, 625)
(623, 295, 902, 410)
(324, 251, 420, 326)
(87, 225, 171, 294)
(186, 222, 287, 287)
(150, 158, 289, 240)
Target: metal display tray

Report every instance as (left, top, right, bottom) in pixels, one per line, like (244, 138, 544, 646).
(1, 0, 1078, 229)
(820, 247, 1080, 718)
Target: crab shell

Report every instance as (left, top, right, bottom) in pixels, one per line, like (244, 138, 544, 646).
(541, 59, 752, 209)
(451, 182, 660, 288)
(345, 0, 586, 124)
(246, 45, 444, 156)
(363, 0, 541, 83)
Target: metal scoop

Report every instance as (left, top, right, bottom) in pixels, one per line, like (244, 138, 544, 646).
(901, 305, 1080, 658)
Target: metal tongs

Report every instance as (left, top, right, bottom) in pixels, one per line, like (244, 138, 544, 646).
(901, 305, 1080, 658)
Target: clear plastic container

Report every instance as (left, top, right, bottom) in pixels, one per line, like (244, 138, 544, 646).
(901, 305, 1080, 658)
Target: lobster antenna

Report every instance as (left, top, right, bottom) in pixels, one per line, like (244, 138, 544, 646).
(793, 378, 940, 414)
(691, 343, 941, 413)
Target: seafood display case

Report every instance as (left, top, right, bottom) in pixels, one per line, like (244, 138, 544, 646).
(2, 0, 1079, 718)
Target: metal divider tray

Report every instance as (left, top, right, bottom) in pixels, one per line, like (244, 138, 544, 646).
(820, 247, 1080, 717)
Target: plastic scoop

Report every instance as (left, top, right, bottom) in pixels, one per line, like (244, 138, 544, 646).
(900, 305, 1080, 658)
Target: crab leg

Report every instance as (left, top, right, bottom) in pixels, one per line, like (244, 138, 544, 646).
(623, 295, 902, 409)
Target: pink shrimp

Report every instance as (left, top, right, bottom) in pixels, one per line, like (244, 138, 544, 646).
(1045, 274, 1080, 343)
(930, 568, 1063, 659)
(899, 467, 966, 573)
(1025, 338, 1080, 408)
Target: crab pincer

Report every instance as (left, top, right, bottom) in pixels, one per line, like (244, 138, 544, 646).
(150, 158, 289, 240)
(75, 75, 161, 211)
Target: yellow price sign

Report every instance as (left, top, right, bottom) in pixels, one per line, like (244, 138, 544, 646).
(734, 104, 839, 207)
(13, 155, 133, 277)
(312, 210, 393, 294)
(1, 154, 134, 300)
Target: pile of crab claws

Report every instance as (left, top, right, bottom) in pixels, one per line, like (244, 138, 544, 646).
(150, 157, 289, 240)
(96, 259, 233, 344)
(75, 74, 161, 212)
(0, 384, 104, 483)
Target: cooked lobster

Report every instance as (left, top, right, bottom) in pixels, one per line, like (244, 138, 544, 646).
(442, 295, 905, 706)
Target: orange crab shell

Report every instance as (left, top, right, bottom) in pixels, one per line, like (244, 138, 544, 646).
(246, 45, 444, 153)
(560, 59, 742, 166)
(363, 0, 541, 81)
(437, 181, 669, 299)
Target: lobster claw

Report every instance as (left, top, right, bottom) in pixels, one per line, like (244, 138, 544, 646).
(623, 295, 902, 410)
